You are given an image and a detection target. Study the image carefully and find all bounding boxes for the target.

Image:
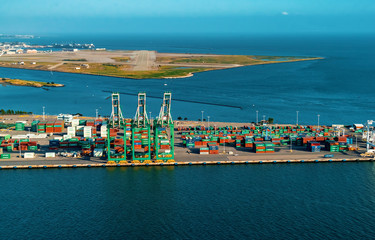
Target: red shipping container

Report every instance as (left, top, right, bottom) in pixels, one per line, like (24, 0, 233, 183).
(160, 145, 170, 150)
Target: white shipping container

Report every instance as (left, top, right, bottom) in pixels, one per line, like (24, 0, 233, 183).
(34, 134, 47, 138)
(83, 126, 92, 138)
(12, 135, 28, 139)
(199, 152, 209, 155)
(24, 152, 35, 158)
(100, 125, 107, 132)
(67, 127, 75, 136)
(54, 136, 63, 141)
(84, 132, 92, 138)
(45, 152, 56, 158)
(84, 126, 92, 132)
(72, 119, 80, 127)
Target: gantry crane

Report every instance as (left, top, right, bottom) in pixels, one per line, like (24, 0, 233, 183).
(154, 92, 175, 162)
(134, 92, 149, 128)
(132, 92, 151, 162)
(109, 92, 125, 128)
(156, 92, 173, 127)
(107, 92, 126, 163)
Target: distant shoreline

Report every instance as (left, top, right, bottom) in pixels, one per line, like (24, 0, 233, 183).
(0, 50, 323, 79)
(0, 77, 64, 88)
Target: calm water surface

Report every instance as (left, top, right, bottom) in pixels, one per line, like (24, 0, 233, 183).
(1, 34, 375, 239)
(1, 163, 375, 239)
(0, 34, 374, 124)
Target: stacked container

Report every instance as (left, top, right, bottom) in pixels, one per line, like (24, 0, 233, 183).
(254, 141, 265, 153)
(244, 137, 253, 148)
(133, 128, 142, 150)
(307, 141, 321, 152)
(15, 121, 25, 131)
(199, 147, 209, 154)
(265, 142, 275, 153)
(67, 127, 75, 137)
(53, 120, 64, 133)
(37, 121, 46, 133)
(208, 143, 219, 154)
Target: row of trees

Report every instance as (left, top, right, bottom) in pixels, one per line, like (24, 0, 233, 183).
(0, 109, 32, 115)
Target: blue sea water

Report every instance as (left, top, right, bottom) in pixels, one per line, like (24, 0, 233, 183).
(1, 34, 375, 239)
(1, 163, 375, 239)
(0, 33, 374, 124)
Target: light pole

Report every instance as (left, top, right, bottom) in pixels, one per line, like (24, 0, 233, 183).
(263, 115, 266, 122)
(317, 114, 320, 130)
(290, 137, 293, 152)
(367, 120, 373, 152)
(95, 109, 98, 120)
(42, 106, 45, 120)
(256, 110, 258, 124)
(356, 135, 358, 150)
(201, 111, 204, 125)
(296, 111, 299, 125)
(207, 116, 210, 129)
(149, 112, 152, 127)
(223, 139, 226, 153)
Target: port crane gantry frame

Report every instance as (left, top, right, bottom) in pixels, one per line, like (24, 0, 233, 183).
(107, 92, 126, 162)
(132, 92, 151, 162)
(109, 92, 125, 128)
(154, 92, 175, 162)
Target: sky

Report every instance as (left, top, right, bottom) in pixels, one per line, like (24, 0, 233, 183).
(1, 0, 374, 35)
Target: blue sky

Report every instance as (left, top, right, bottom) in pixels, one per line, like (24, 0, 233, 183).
(1, 0, 374, 34)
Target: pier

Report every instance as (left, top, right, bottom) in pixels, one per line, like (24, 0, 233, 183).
(0, 157, 372, 170)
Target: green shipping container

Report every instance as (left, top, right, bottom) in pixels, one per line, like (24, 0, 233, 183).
(15, 122, 25, 131)
(0, 154, 11, 159)
(28, 146, 38, 151)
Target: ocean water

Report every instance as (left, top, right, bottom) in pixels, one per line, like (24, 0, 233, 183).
(1, 34, 375, 239)
(0, 33, 374, 124)
(1, 163, 375, 239)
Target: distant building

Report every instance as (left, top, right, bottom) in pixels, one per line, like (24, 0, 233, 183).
(81, 64, 89, 68)
(26, 49, 37, 54)
(63, 49, 79, 52)
(95, 48, 106, 51)
(16, 49, 23, 54)
(6, 50, 16, 55)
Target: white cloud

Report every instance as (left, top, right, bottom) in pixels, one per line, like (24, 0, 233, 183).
(282, 11, 289, 15)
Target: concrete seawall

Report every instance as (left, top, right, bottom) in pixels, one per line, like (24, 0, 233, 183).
(0, 158, 372, 170)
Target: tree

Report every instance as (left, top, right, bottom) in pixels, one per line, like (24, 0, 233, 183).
(177, 116, 182, 120)
(268, 117, 274, 124)
(203, 119, 206, 122)
(184, 117, 188, 120)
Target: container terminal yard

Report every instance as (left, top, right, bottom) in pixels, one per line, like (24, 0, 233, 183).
(0, 92, 374, 169)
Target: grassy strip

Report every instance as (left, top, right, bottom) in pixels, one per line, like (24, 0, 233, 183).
(62, 59, 87, 61)
(54, 63, 210, 79)
(111, 57, 131, 62)
(157, 55, 322, 65)
(0, 55, 323, 79)
(0, 77, 64, 87)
